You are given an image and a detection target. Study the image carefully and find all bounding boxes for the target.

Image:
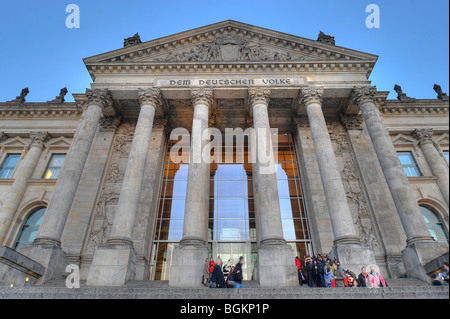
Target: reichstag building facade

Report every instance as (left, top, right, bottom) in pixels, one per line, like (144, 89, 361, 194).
(0, 21, 448, 287)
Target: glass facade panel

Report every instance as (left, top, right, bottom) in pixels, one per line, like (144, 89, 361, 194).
(44, 154, 66, 179)
(150, 133, 312, 280)
(0, 154, 20, 179)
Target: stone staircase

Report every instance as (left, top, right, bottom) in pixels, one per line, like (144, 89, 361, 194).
(1, 279, 448, 299)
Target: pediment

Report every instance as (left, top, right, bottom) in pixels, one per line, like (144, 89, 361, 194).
(2, 136, 28, 147)
(45, 136, 72, 148)
(391, 134, 418, 145)
(84, 20, 378, 66)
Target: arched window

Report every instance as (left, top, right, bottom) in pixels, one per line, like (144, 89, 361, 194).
(14, 207, 46, 250)
(420, 205, 448, 243)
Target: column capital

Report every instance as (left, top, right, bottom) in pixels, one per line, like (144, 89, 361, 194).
(190, 87, 214, 107)
(138, 87, 163, 111)
(29, 131, 49, 148)
(85, 88, 113, 109)
(248, 87, 271, 107)
(350, 86, 377, 106)
(412, 128, 434, 146)
(298, 86, 324, 106)
(340, 114, 364, 130)
(0, 132, 8, 143)
(292, 115, 310, 128)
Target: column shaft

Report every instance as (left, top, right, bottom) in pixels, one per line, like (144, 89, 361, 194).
(108, 100, 158, 244)
(351, 86, 434, 245)
(413, 129, 449, 206)
(300, 87, 359, 244)
(0, 132, 47, 244)
(33, 90, 109, 246)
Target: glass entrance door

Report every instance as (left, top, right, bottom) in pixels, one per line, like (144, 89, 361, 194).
(209, 242, 255, 281)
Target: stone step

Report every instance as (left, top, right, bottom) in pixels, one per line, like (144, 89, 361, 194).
(1, 285, 448, 299)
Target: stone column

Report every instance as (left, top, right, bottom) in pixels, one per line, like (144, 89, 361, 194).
(351, 86, 447, 281)
(169, 87, 213, 288)
(0, 131, 48, 244)
(299, 87, 375, 273)
(412, 129, 449, 206)
(19, 88, 111, 284)
(249, 87, 298, 287)
(87, 88, 162, 287)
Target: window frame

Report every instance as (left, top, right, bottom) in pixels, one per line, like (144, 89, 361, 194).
(43, 153, 66, 180)
(397, 151, 422, 177)
(0, 153, 21, 179)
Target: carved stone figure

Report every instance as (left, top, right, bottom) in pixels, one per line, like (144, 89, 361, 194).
(124, 33, 142, 47)
(433, 84, 449, 100)
(317, 31, 335, 45)
(394, 84, 415, 102)
(8, 87, 29, 103)
(47, 87, 68, 104)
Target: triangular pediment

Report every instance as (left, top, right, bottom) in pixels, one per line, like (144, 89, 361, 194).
(2, 136, 28, 147)
(84, 20, 378, 66)
(391, 134, 418, 145)
(45, 136, 72, 147)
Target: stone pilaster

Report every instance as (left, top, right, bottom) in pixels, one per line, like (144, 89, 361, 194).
(19, 88, 111, 285)
(351, 86, 448, 282)
(169, 87, 213, 288)
(0, 132, 48, 244)
(87, 88, 162, 287)
(249, 87, 298, 287)
(299, 87, 375, 274)
(412, 129, 449, 206)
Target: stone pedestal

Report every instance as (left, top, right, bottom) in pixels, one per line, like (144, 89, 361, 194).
(18, 243, 66, 285)
(86, 244, 137, 287)
(332, 241, 377, 275)
(257, 244, 298, 287)
(169, 242, 209, 287)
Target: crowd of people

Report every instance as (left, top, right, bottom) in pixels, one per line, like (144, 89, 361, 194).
(295, 254, 387, 288)
(203, 253, 449, 289)
(204, 256, 245, 289)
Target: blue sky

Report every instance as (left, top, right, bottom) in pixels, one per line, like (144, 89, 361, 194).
(0, 0, 448, 102)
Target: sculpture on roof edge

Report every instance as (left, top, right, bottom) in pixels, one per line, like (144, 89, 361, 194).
(124, 33, 142, 48)
(394, 84, 415, 102)
(8, 87, 29, 104)
(317, 31, 335, 45)
(433, 84, 449, 100)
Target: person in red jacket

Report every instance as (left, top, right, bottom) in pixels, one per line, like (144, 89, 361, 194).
(295, 256, 303, 286)
(208, 257, 216, 276)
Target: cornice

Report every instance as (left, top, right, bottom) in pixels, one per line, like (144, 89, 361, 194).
(379, 99, 449, 115)
(0, 102, 83, 119)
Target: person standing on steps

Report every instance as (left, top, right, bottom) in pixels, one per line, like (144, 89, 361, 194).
(234, 256, 245, 289)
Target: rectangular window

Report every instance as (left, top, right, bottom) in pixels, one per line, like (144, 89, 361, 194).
(398, 152, 422, 177)
(0, 154, 21, 179)
(444, 151, 449, 163)
(44, 154, 66, 179)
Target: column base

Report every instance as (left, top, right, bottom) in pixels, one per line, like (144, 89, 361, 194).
(18, 242, 66, 285)
(402, 240, 449, 283)
(256, 243, 298, 287)
(331, 241, 377, 275)
(86, 243, 137, 287)
(169, 241, 208, 287)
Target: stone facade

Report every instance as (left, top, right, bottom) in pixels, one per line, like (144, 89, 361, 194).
(0, 20, 448, 287)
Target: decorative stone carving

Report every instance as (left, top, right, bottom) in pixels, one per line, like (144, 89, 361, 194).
(350, 86, 377, 106)
(298, 86, 324, 106)
(29, 131, 49, 147)
(340, 114, 364, 130)
(8, 87, 29, 104)
(317, 31, 335, 45)
(248, 87, 271, 106)
(155, 35, 305, 62)
(191, 87, 214, 106)
(412, 128, 434, 146)
(47, 87, 68, 104)
(85, 88, 113, 109)
(85, 123, 136, 256)
(292, 115, 309, 128)
(0, 132, 8, 143)
(138, 87, 163, 111)
(99, 115, 121, 132)
(394, 84, 415, 102)
(433, 84, 449, 100)
(124, 33, 142, 48)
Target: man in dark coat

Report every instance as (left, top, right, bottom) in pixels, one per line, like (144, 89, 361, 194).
(234, 256, 245, 289)
(210, 259, 225, 288)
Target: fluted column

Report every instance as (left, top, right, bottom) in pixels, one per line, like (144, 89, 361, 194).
(18, 89, 111, 285)
(248, 87, 298, 287)
(30, 89, 111, 247)
(0, 132, 48, 244)
(413, 129, 449, 206)
(299, 87, 359, 244)
(248, 87, 286, 245)
(350, 86, 434, 245)
(169, 88, 213, 287)
(86, 88, 162, 287)
(107, 88, 162, 245)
